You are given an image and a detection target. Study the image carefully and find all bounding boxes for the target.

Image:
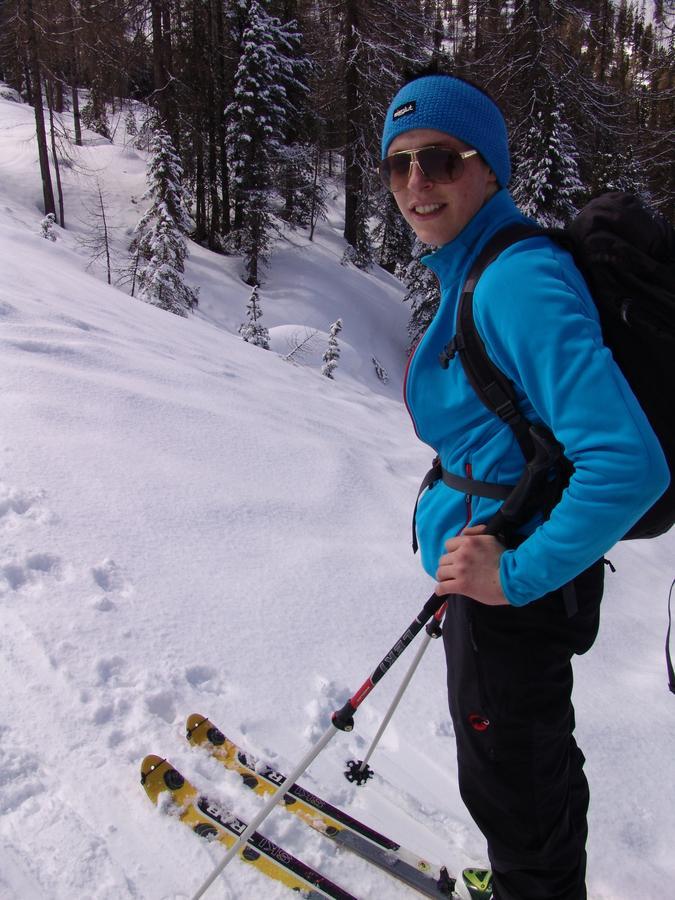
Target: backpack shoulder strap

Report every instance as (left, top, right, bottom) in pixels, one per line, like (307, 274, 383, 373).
(442, 223, 542, 461)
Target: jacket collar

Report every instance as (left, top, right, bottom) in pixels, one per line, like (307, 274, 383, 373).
(421, 190, 526, 285)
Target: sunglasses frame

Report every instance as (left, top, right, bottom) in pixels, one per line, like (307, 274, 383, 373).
(378, 145, 478, 192)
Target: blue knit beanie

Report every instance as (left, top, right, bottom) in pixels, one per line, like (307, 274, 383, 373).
(381, 75, 511, 187)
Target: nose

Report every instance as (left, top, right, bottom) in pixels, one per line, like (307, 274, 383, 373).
(406, 158, 433, 190)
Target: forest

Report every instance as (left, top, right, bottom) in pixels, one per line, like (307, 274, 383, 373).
(0, 0, 673, 324)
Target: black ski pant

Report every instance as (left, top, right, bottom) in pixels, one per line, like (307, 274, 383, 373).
(442, 559, 604, 900)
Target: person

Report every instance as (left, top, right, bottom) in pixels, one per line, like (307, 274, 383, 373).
(379, 71, 670, 900)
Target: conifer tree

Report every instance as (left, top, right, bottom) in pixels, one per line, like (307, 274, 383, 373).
(374, 191, 414, 273)
(239, 284, 270, 349)
(132, 125, 198, 317)
(322, 318, 343, 379)
(40, 212, 57, 241)
(226, 0, 311, 284)
(80, 77, 110, 139)
(512, 95, 584, 227)
(341, 192, 373, 269)
(592, 141, 646, 197)
(401, 239, 439, 348)
(124, 108, 138, 139)
(372, 356, 389, 383)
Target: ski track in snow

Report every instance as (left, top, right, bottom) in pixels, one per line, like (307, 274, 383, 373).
(0, 89, 674, 900)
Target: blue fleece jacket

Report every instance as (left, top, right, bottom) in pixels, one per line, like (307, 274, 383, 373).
(406, 189, 670, 606)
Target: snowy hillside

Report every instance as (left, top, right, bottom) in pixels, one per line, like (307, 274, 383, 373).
(0, 91, 673, 900)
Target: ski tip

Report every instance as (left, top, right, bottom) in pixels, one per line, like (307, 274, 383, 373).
(186, 713, 209, 737)
(186, 714, 228, 750)
(140, 755, 169, 801)
(140, 756, 189, 806)
(141, 754, 166, 779)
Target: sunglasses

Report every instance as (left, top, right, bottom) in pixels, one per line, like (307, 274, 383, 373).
(378, 146, 478, 192)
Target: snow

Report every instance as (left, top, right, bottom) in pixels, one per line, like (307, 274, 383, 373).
(1, 90, 674, 900)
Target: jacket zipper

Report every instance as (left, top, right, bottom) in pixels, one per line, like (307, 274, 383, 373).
(402, 339, 423, 440)
(464, 462, 473, 529)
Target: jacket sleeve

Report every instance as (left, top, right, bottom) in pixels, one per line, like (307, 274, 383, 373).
(473, 238, 670, 606)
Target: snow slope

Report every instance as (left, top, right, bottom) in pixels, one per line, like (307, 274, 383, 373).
(0, 91, 673, 900)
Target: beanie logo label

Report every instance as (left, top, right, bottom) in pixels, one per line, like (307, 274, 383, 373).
(393, 100, 416, 121)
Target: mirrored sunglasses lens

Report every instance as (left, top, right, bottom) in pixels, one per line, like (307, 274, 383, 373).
(379, 153, 412, 189)
(418, 148, 462, 182)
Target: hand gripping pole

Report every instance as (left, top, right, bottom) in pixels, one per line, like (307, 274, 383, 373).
(189, 591, 447, 899)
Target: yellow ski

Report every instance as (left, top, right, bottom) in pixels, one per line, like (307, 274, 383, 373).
(140, 754, 357, 899)
(185, 714, 490, 898)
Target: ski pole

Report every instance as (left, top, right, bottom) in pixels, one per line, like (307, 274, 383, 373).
(346, 602, 447, 785)
(189, 590, 447, 900)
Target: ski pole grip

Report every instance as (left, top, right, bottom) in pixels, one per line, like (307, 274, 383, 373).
(421, 591, 449, 621)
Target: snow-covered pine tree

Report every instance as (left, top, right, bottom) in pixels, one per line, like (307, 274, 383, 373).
(226, 0, 311, 284)
(131, 124, 198, 317)
(281, 142, 328, 232)
(400, 238, 439, 349)
(373, 191, 414, 274)
(273, 14, 317, 230)
(592, 142, 646, 197)
(372, 356, 389, 383)
(322, 318, 343, 379)
(80, 67, 110, 139)
(512, 93, 585, 227)
(239, 284, 270, 349)
(40, 213, 57, 241)
(124, 108, 138, 138)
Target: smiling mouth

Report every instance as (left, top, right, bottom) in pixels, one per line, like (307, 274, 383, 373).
(411, 203, 445, 216)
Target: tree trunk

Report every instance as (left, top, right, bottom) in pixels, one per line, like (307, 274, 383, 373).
(206, 0, 220, 248)
(194, 127, 206, 243)
(342, 0, 360, 248)
(68, 0, 82, 145)
(98, 186, 111, 284)
(23, 0, 56, 216)
(308, 145, 320, 241)
(47, 83, 65, 227)
(151, 0, 169, 123)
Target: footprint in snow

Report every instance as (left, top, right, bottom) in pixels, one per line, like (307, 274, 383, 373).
(0, 482, 52, 530)
(90, 559, 132, 611)
(185, 664, 224, 695)
(95, 656, 126, 686)
(0, 744, 45, 814)
(145, 690, 177, 724)
(0, 551, 63, 594)
(91, 558, 131, 594)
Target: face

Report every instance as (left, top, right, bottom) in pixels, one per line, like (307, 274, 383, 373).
(387, 128, 498, 247)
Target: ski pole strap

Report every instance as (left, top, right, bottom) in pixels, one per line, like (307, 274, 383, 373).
(667, 578, 675, 695)
(412, 456, 515, 553)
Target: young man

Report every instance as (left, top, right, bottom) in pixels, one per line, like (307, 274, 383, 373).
(379, 73, 669, 900)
